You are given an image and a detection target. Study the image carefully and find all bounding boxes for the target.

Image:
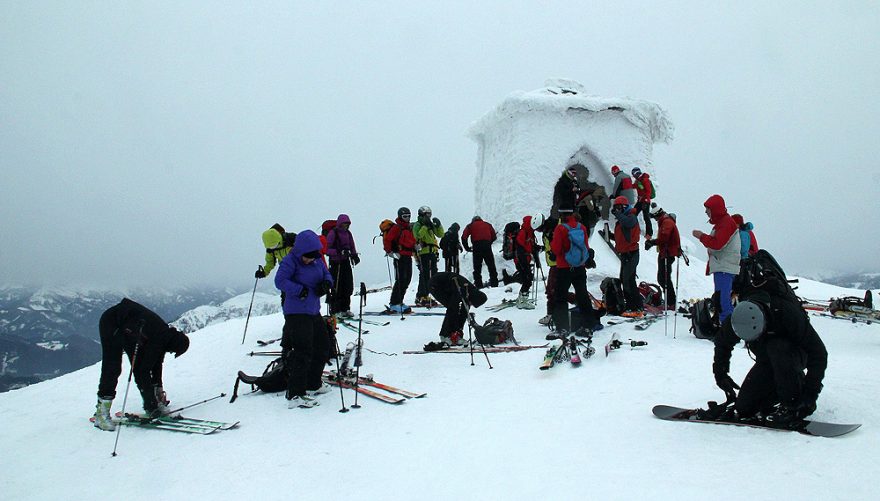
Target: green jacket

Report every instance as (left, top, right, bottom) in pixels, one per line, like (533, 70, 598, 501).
(262, 229, 294, 275)
(412, 220, 444, 255)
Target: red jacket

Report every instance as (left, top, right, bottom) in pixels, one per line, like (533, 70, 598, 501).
(551, 215, 590, 269)
(383, 217, 417, 257)
(655, 214, 680, 258)
(461, 219, 497, 246)
(515, 216, 536, 263)
(635, 173, 653, 203)
(614, 208, 641, 253)
(699, 195, 738, 251)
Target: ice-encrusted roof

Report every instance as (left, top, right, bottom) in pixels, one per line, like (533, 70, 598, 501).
(467, 78, 674, 144)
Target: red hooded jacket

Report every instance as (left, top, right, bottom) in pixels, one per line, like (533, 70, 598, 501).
(655, 213, 680, 258)
(551, 215, 590, 269)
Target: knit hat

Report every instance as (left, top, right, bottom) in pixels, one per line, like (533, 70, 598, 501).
(649, 202, 664, 217)
(732, 214, 744, 226)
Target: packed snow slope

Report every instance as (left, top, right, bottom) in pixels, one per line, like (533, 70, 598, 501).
(0, 240, 875, 500)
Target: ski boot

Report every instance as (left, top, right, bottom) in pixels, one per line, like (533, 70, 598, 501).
(93, 397, 116, 431)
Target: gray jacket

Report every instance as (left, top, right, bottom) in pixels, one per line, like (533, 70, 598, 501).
(612, 171, 637, 206)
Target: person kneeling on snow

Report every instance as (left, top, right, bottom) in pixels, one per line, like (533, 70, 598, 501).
(428, 272, 488, 345)
(93, 298, 190, 431)
(712, 293, 827, 424)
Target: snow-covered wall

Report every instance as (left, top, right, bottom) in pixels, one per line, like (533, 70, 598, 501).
(468, 80, 673, 226)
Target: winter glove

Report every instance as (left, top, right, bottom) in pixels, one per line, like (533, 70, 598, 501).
(317, 280, 333, 297)
(795, 398, 818, 420)
(547, 251, 556, 262)
(714, 374, 740, 402)
(586, 249, 596, 269)
(644, 240, 656, 251)
(154, 385, 171, 413)
(254, 266, 266, 279)
(462, 243, 472, 252)
(298, 287, 309, 300)
(351, 254, 360, 265)
(140, 387, 160, 417)
(432, 217, 441, 227)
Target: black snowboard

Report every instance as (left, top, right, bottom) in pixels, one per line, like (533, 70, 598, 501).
(652, 405, 860, 438)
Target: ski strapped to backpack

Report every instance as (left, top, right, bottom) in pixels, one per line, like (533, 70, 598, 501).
(562, 222, 589, 266)
(230, 356, 288, 402)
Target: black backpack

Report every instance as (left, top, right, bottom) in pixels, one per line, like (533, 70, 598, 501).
(733, 249, 799, 302)
(600, 277, 625, 316)
(689, 296, 719, 340)
(230, 356, 288, 402)
(502, 221, 520, 260)
(473, 317, 515, 345)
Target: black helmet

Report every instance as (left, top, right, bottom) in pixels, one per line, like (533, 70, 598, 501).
(398, 207, 411, 218)
(167, 328, 190, 358)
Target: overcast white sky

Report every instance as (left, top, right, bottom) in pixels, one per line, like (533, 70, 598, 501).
(2, 1, 878, 289)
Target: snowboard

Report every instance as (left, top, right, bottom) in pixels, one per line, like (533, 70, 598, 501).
(652, 405, 861, 438)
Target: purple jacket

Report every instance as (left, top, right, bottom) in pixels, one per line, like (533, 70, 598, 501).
(326, 214, 358, 264)
(275, 230, 333, 315)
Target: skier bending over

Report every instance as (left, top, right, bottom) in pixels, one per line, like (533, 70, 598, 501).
(93, 298, 190, 431)
(428, 272, 488, 346)
(714, 294, 828, 424)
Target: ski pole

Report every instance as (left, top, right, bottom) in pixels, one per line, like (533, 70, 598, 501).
(454, 276, 492, 369)
(352, 282, 368, 409)
(662, 257, 668, 337)
(241, 269, 261, 345)
(332, 330, 349, 413)
(169, 393, 226, 415)
(112, 338, 140, 457)
(673, 256, 680, 339)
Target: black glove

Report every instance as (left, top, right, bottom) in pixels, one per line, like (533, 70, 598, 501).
(254, 267, 266, 279)
(644, 240, 656, 250)
(298, 287, 309, 300)
(317, 280, 333, 297)
(585, 248, 596, 269)
(715, 374, 740, 402)
(351, 254, 360, 265)
(432, 217, 441, 227)
(795, 398, 817, 419)
(463, 244, 472, 252)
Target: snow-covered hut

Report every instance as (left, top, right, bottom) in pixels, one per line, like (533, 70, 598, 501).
(467, 78, 674, 226)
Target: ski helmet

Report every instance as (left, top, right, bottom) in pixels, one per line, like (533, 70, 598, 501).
(631, 167, 642, 177)
(398, 207, 411, 218)
(731, 300, 767, 342)
(611, 165, 621, 175)
(418, 206, 432, 217)
(531, 212, 545, 230)
(649, 202, 664, 218)
(613, 196, 628, 206)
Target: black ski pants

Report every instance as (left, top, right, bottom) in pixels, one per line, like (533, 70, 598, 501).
(657, 255, 676, 308)
(619, 250, 643, 311)
(416, 253, 438, 299)
(545, 266, 558, 315)
(514, 250, 534, 296)
(735, 337, 806, 418)
(471, 241, 498, 288)
(437, 296, 468, 338)
(635, 201, 654, 236)
(444, 254, 460, 275)
(390, 256, 413, 306)
(552, 266, 598, 332)
(282, 314, 329, 398)
(329, 259, 354, 313)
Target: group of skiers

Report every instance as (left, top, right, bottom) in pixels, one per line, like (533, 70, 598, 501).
(90, 162, 826, 421)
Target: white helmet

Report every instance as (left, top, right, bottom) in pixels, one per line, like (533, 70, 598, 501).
(418, 206, 432, 217)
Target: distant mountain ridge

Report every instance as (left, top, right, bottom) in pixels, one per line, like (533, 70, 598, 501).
(0, 285, 246, 392)
(803, 272, 880, 292)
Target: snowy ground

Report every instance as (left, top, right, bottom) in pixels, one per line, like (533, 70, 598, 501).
(0, 241, 875, 500)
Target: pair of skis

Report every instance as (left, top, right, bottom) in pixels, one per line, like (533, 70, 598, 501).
(91, 412, 239, 435)
(322, 370, 426, 405)
(404, 344, 547, 355)
(539, 334, 595, 370)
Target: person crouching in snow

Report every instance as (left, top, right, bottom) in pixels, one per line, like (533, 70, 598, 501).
(692, 194, 740, 324)
(93, 298, 190, 431)
(429, 272, 488, 346)
(275, 230, 334, 409)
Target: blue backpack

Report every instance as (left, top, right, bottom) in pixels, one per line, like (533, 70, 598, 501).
(563, 223, 589, 267)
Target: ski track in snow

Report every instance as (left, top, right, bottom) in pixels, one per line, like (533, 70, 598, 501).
(0, 240, 875, 500)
